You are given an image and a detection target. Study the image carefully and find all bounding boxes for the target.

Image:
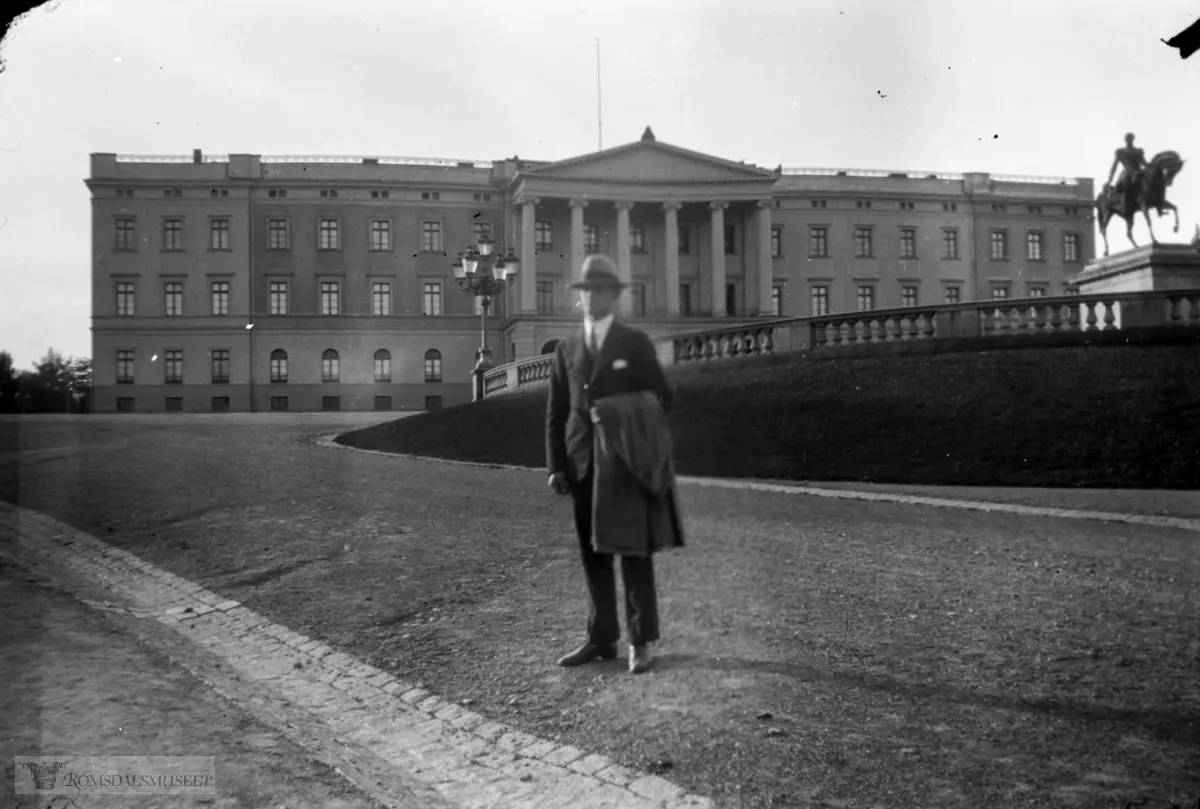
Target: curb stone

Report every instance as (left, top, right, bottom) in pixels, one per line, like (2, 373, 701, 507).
(0, 500, 711, 809)
(316, 433, 1200, 534)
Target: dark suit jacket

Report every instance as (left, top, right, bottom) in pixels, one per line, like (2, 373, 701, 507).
(546, 320, 673, 484)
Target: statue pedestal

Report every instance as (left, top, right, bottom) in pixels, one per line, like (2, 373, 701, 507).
(1071, 243, 1200, 294)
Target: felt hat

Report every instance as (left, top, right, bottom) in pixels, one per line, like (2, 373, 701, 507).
(569, 255, 628, 290)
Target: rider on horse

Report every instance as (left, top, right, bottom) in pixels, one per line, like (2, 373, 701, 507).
(1106, 132, 1148, 210)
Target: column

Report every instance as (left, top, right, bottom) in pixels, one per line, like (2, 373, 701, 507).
(614, 201, 634, 285)
(756, 199, 774, 316)
(709, 201, 728, 317)
(569, 198, 588, 282)
(519, 197, 539, 314)
(663, 202, 681, 317)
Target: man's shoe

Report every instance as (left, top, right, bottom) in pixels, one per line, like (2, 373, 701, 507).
(557, 642, 618, 667)
(629, 645, 652, 674)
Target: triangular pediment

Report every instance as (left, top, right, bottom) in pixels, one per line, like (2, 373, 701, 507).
(521, 137, 778, 184)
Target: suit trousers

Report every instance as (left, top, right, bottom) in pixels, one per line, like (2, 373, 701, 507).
(571, 473, 660, 647)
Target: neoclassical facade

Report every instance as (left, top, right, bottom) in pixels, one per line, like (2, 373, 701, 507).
(87, 127, 1095, 413)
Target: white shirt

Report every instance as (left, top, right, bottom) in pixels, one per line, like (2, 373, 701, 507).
(583, 314, 614, 353)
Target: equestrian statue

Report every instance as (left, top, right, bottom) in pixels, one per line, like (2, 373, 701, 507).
(1096, 132, 1185, 256)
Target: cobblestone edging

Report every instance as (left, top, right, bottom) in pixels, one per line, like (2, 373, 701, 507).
(0, 503, 713, 809)
(318, 435, 1200, 534)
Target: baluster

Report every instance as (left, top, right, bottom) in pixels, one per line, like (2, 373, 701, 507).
(760, 329, 774, 354)
(921, 312, 936, 340)
(1067, 302, 1081, 331)
(1168, 295, 1183, 324)
(1048, 303, 1062, 332)
(979, 307, 994, 336)
(1102, 299, 1117, 331)
(1084, 301, 1098, 331)
(906, 314, 921, 341)
(830, 320, 844, 347)
(881, 316, 894, 342)
(814, 322, 828, 349)
(1190, 294, 1200, 324)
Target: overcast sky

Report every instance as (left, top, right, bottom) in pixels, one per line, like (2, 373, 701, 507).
(1, 0, 1197, 369)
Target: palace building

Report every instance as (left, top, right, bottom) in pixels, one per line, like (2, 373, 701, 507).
(87, 127, 1095, 413)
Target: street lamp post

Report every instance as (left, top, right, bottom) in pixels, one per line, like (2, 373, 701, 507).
(452, 235, 520, 401)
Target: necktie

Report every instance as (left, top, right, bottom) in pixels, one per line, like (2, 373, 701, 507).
(589, 328, 599, 355)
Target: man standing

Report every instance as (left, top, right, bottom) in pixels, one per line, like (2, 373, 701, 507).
(1107, 132, 1148, 202)
(546, 255, 678, 674)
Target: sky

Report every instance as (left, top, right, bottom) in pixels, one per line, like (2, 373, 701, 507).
(0, 0, 1197, 369)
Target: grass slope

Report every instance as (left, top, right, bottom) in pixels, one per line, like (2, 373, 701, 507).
(340, 344, 1200, 488)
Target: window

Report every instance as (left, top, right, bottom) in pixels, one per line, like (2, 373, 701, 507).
(165, 397, 183, 412)
(116, 350, 134, 384)
(318, 218, 340, 250)
(900, 228, 917, 259)
(944, 286, 961, 304)
(322, 396, 341, 411)
(267, 218, 289, 250)
(992, 286, 1010, 300)
(116, 282, 135, 316)
(162, 218, 183, 251)
(320, 189, 339, 198)
(771, 227, 782, 258)
(210, 218, 230, 250)
(164, 282, 182, 316)
(421, 191, 440, 201)
(269, 281, 288, 316)
(473, 221, 493, 245)
(584, 224, 600, 253)
(724, 224, 737, 255)
(320, 281, 340, 316)
(422, 282, 442, 316)
(630, 226, 645, 254)
(1064, 232, 1080, 262)
(811, 199, 828, 209)
(373, 349, 391, 383)
(810, 228, 828, 258)
(270, 396, 289, 411)
(117, 397, 136, 412)
(321, 349, 339, 383)
(372, 282, 391, 316)
(942, 203, 958, 212)
(901, 286, 918, 308)
(421, 221, 442, 252)
(425, 395, 443, 411)
(854, 228, 873, 258)
(1065, 287, 1080, 296)
(679, 282, 692, 316)
(210, 350, 230, 384)
(725, 283, 736, 316)
(535, 221, 552, 251)
(374, 396, 392, 411)
(115, 218, 136, 251)
(856, 200, 872, 209)
(677, 225, 690, 255)
(631, 283, 647, 317)
(267, 189, 288, 199)
(536, 280, 554, 314)
(856, 285, 875, 311)
(370, 220, 391, 251)
(424, 349, 442, 382)
(811, 286, 829, 317)
(270, 349, 288, 383)
(1028, 287, 1047, 298)
(211, 397, 230, 413)
(943, 229, 959, 259)
(990, 230, 1008, 260)
(164, 350, 183, 384)
(211, 282, 229, 316)
(771, 286, 783, 316)
(1027, 231, 1045, 261)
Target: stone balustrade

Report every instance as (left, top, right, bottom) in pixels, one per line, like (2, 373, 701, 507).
(475, 288, 1200, 398)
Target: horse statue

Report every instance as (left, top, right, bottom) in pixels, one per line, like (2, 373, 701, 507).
(1096, 150, 1185, 256)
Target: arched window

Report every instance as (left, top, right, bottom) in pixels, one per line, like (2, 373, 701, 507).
(423, 349, 442, 383)
(269, 349, 288, 383)
(321, 349, 339, 383)
(540, 339, 560, 355)
(373, 349, 391, 383)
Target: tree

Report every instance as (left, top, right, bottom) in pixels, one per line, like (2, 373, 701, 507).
(0, 351, 16, 413)
(0, 348, 92, 413)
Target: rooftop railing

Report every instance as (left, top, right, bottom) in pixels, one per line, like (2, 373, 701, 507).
(114, 154, 494, 168)
(779, 167, 1081, 185)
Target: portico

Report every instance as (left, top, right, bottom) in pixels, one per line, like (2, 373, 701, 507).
(499, 128, 781, 353)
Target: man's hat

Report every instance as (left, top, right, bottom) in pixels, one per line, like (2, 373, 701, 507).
(569, 255, 628, 290)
